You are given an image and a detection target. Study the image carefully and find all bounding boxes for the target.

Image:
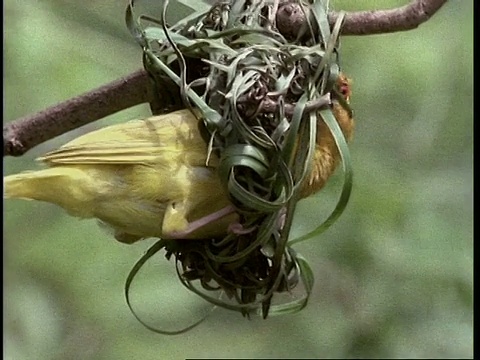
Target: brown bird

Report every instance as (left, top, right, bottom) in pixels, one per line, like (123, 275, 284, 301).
(4, 75, 354, 244)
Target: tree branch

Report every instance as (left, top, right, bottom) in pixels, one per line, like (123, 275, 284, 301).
(4, 69, 154, 157)
(3, 0, 447, 157)
(331, 0, 448, 35)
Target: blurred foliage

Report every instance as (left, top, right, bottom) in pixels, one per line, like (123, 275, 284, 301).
(3, 0, 473, 359)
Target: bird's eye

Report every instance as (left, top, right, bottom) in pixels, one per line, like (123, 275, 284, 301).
(339, 79, 351, 100)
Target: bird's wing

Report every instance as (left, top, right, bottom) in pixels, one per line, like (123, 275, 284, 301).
(40, 109, 217, 167)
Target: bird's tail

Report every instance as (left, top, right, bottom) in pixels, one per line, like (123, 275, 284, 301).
(4, 167, 93, 217)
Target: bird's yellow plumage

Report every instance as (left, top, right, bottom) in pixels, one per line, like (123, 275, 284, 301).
(4, 109, 236, 243)
(4, 76, 354, 243)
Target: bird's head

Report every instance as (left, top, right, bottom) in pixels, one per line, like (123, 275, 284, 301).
(330, 73, 354, 142)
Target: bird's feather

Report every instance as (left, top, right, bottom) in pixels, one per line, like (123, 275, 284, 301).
(40, 109, 216, 167)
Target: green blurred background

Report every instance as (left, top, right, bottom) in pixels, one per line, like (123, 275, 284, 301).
(3, 0, 473, 359)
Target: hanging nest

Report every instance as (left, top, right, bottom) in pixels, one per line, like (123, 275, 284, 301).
(125, 0, 353, 333)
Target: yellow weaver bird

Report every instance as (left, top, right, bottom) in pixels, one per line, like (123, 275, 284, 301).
(4, 75, 354, 244)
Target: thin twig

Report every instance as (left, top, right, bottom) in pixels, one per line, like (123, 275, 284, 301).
(3, 0, 448, 157)
(240, 94, 331, 118)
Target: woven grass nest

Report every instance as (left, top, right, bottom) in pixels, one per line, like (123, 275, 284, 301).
(125, 0, 352, 333)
